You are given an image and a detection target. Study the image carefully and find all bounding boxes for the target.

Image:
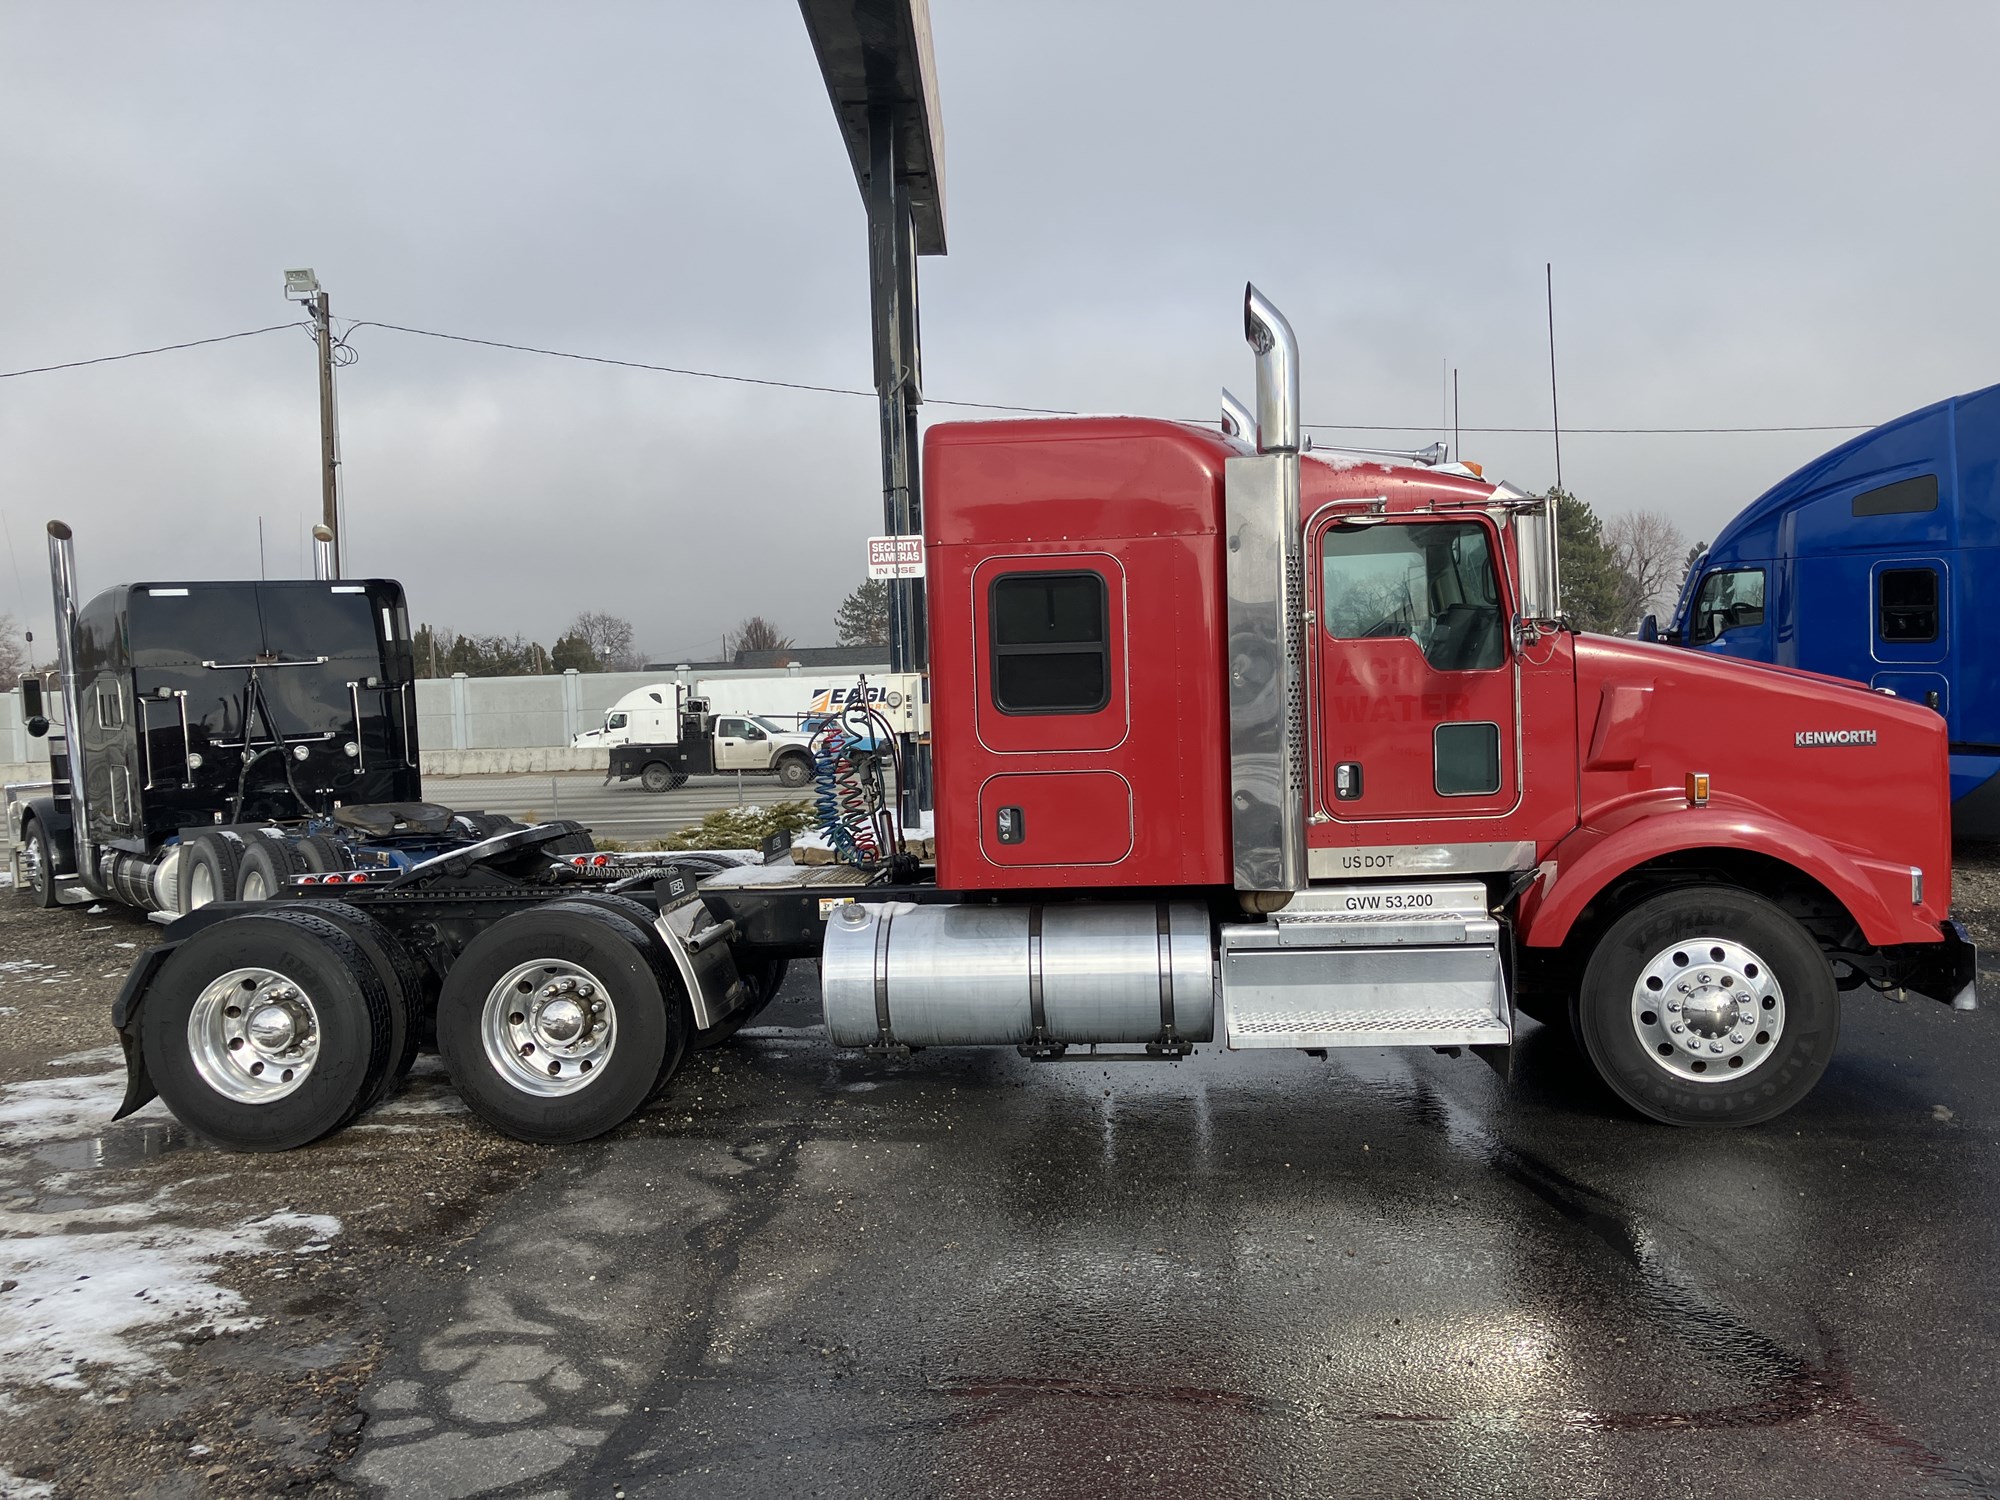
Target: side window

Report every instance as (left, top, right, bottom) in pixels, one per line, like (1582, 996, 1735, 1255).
(1879, 567, 1939, 643)
(1320, 521, 1503, 671)
(990, 571, 1110, 714)
(606, 712, 627, 729)
(717, 717, 746, 738)
(1853, 474, 1938, 517)
(1690, 568, 1765, 644)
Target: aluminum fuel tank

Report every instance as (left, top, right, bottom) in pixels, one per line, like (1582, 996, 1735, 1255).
(821, 900, 1214, 1049)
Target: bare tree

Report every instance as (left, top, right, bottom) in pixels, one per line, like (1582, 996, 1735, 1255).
(0, 615, 27, 691)
(566, 611, 641, 672)
(1606, 509, 1688, 627)
(723, 615, 794, 660)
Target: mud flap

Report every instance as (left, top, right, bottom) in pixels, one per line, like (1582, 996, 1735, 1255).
(109, 942, 177, 1119)
(652, 882, 750, 1031)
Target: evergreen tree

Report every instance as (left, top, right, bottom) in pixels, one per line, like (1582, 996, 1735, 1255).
(1551, 488, 1631, 634)
(834, 578, 891, 647)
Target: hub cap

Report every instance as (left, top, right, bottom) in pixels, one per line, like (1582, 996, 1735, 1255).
(1630, 936, 1786, 1083)
(187, 967, 321, 1103)
(481, 961, 617, 1097)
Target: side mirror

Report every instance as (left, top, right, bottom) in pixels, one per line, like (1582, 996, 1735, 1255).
(1636, 614, 1658, 643)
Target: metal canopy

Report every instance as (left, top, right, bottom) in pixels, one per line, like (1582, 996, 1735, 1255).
(798, 0, 947, 255)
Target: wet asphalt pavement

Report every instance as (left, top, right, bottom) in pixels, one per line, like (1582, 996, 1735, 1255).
(344, 977, 2000, 1499)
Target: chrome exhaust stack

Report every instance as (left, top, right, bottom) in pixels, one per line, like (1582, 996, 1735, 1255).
(45, 520, 96, 894)
(1245, 284, 1300, 454)
(1220, 388, 1255, 445)
(311, 524, 335, 581)
(1223, 285, 1308, 892)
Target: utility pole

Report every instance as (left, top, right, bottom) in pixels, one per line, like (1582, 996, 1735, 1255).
(285, 270, 342, 577)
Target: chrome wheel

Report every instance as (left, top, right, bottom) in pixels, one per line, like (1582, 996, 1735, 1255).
(21, 832, 46, 896)
(189, 860, 218, 908)
(1630, 935, 1785, 1083)
(187, 967, 321, 1103)
(239, 867, 270, 901)
(481, 960, 617, 1097)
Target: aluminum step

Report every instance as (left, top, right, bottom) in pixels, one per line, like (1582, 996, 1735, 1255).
(1221, 882, 1510, 1049)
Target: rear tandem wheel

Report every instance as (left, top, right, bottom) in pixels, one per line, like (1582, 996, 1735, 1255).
(435, 903, 687, 1144)
(139, 909, 396, 1151)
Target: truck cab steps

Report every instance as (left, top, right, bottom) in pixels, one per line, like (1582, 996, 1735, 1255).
(1220, 883, 1510, 1050)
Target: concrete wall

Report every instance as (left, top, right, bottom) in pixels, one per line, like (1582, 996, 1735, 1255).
(3, 666, 888, 770)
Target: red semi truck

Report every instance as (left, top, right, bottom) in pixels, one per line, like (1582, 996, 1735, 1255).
(95, 287, 1975, 1150)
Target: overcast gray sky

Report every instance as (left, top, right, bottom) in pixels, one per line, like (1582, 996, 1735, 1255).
(3, 1, 1995, 663)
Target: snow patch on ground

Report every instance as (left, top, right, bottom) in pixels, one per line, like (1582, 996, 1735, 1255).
(0, 1071, 157, 1149)
(0, 1468, 54, 1498)
(47, 1047, 122, 1072)
(0, 1198, 340, 1391)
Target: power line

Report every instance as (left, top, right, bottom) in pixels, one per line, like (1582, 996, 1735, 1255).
(0, 315, 1883, 435)
(344, 320, 1061, 414)
(329, 321, 1890, 435)
(0, 322, 308, 380)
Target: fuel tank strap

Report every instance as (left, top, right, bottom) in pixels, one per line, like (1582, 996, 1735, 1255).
(871, 902, 896, 1046)
(1028, 906, 1048, 1036)
(1155, 902, 1177, 1039)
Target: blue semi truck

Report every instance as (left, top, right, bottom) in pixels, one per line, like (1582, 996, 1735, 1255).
(1651, 381, 2000, 838)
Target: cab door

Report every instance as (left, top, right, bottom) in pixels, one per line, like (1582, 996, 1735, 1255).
(712, 715, 767, 771)
(1310, 515, 1520, 826)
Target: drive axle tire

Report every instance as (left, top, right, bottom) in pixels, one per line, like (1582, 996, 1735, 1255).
(436, 904, 685, 1145)
(297, 834, 352, 875)
(180, 832, 242, 911)
(306, 901, 431, 1110)
(1575, 885, 1839, 1128)
(639, 762, 676, 794)
(694, 958, 788, 1050)
(140, 909, 395, 1151)
(775, 754, 813, 789)
(237, 837, 307, 903)
(22, 818, 59, 909)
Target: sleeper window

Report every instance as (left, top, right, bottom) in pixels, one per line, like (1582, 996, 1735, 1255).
(1879, 568, 1939, 643)
(990, 571, 1110, 714)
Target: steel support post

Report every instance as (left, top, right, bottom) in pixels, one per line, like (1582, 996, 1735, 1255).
(867, 105, 931, 820)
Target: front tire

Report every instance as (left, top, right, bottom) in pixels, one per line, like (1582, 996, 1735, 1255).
(140, 909, 395, 1151)
(436, 904, 685, 1144)
(1575, 885, 1838, 1128)
(22, 818, 59, 909)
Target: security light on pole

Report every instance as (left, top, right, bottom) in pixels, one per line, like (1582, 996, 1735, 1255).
(283, 268, 341, 576)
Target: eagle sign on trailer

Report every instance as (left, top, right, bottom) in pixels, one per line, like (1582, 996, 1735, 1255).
(91, 284, 1976, 1152)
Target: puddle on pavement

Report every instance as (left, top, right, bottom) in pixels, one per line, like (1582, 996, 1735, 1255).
(31, 1118, 193, 1171)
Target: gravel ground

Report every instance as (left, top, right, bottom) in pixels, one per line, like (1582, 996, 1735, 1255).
(0, 849, 1994, 1498)
(0, 896, 544, 1498)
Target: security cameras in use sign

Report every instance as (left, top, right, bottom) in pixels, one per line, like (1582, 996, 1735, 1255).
(867, 535, 926, 579)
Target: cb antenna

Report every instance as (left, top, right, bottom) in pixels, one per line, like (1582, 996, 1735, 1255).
(1546, 262, 1563, 494)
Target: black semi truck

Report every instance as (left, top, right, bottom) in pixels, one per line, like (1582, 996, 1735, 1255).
(8, 521, 593, 916)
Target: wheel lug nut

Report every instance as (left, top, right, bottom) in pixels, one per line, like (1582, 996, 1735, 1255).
(1670, 1023, 1684, 1034)
(1668, 1001, 1681, 1013)
(1709, 1041, 1724, 1053)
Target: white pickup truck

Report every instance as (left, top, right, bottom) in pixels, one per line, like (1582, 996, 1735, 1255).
(604, 707, 817, 792)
